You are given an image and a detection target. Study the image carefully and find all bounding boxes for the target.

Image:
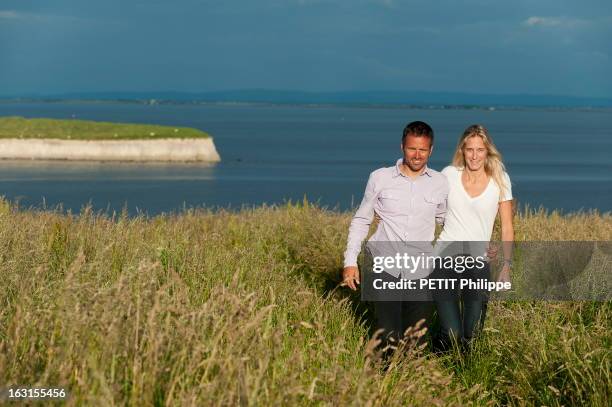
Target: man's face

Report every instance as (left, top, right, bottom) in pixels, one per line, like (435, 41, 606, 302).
(401, 134, 432, 173)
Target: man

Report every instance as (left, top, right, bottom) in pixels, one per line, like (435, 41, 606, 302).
(342, 121, 449, 349)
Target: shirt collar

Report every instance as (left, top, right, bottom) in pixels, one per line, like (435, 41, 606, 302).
(394, 158, 433, 178)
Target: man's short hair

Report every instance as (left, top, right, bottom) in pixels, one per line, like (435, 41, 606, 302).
(402, 121, 434, 145)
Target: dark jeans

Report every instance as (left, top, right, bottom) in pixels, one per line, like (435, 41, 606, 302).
(432, 259, 490, 350)
(374, 300, 435, 349)
(367, 269, 435, 350)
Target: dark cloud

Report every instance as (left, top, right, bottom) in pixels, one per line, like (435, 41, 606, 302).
(0, 0, 610, 96)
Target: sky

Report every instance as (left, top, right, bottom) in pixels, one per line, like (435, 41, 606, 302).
(1, 0, 611, 97)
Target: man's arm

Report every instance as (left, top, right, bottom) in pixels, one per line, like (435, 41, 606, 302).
(342, 173, 378, 290)
(344, 172, 378, 267)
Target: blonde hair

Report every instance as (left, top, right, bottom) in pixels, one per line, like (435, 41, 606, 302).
(451, 124, 510, 200)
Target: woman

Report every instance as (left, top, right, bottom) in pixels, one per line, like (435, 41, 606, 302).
(433, 124, 514, 351)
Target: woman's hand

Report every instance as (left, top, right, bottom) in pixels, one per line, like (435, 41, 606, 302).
(497, 263, 511, 285)
(342, 266, 360, 291)
(486, 243, 499, 261)
(373, 211, 382, 223)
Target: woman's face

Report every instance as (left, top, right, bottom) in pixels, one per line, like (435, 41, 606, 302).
(462, 135, 488, 171)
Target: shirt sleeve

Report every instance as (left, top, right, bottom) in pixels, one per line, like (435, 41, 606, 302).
(343, 172, 378, 267)
(499, 172, 513, 202)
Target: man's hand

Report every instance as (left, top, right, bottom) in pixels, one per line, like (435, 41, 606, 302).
(342, 266, 360, 291)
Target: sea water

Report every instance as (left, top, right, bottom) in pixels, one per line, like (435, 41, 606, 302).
(0, 102, 609, 215)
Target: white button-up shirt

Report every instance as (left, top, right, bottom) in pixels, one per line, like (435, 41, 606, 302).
(343, 159, 449, 267)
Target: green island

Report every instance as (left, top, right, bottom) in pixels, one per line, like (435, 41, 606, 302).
(0, 200, 609, 405)
(0, 116, 210, 140)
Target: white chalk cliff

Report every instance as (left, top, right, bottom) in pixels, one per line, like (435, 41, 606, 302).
(0, 138, 221, 162)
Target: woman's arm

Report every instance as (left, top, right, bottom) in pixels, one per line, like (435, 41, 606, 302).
(498, 200, 514, 283)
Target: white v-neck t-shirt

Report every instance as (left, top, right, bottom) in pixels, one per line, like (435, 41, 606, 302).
(437, 165, 512, 242)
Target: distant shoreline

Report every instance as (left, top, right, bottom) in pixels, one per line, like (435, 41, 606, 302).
(1, 98, 612, 113)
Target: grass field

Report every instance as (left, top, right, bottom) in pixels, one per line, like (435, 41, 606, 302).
(0, 200, 610, 405)
(0, 116, 210, 140)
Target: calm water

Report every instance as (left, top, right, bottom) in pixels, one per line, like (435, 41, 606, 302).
(0, 102, 610, 215)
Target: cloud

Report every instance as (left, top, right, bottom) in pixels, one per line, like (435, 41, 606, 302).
(291, 0, 394, 7)
(373, 0, 394, 7)
(0, 10, 20, 19)
(523, 16, 590, 28)
(294, 0, 330, 5)
(0, 9, 98, 25)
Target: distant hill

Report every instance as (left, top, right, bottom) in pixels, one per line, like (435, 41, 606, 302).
(3, 90, 612, 108)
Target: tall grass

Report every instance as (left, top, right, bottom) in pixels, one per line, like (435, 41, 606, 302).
(0, 116, 209, 140)
(0, 199, 610, 405)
